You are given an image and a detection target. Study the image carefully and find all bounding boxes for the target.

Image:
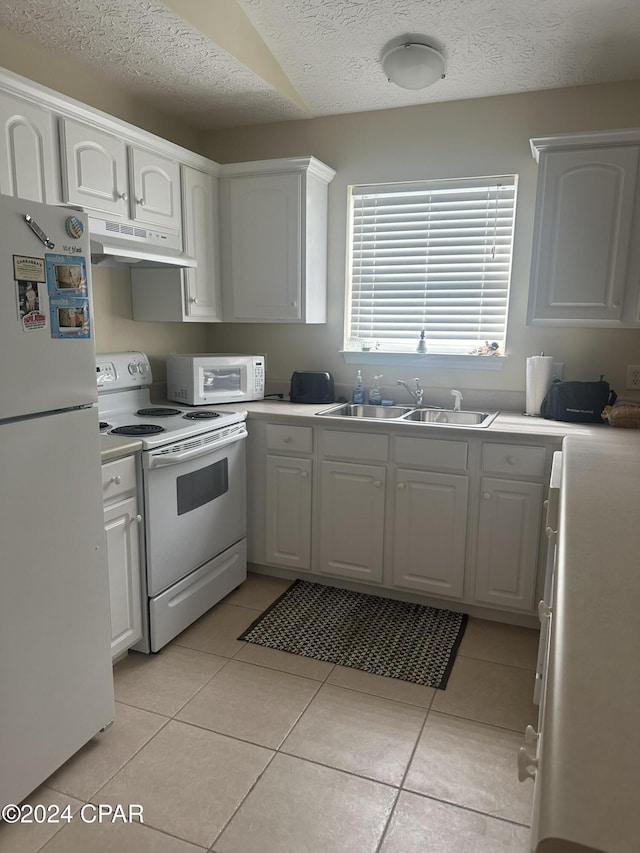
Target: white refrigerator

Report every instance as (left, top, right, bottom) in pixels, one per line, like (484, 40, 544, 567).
(0, 194, 114, 809)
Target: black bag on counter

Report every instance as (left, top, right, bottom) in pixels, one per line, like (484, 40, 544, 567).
(540, 379, 616, 423)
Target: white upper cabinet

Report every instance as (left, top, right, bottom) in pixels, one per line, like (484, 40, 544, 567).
(129, 146, 181, 232)
(60, 118, 128, 217)
(60, 117, 181, 233)
(220, 157, 335, 323)
(528, 129, 640, 327)
(0, 91, 60, 203)
(131, 164, 221, 323)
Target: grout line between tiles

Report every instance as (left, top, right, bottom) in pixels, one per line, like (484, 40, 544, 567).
(457, 651, 538, 673)
(397, 789, 533, 830)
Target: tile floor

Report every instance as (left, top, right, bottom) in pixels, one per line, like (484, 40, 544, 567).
(2, 574, 539, 853)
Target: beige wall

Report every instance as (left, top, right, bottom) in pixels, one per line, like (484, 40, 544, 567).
(203, 81, 640, 405)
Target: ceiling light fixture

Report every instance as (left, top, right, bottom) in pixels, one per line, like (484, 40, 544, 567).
(382, 42, 446, 90)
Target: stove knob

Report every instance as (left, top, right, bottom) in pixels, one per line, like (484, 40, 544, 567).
(128, 362, 139, 375)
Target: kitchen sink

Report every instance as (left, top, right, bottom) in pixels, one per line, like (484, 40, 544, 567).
(400, 408, 498, 427)
(316, 403, 413, 419)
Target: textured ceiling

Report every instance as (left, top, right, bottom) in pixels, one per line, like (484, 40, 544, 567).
(2, 0, 640, 128)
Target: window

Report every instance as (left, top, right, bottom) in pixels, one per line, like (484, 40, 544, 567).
(346, 175, 517, 356)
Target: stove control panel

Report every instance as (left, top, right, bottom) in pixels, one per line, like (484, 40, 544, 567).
(96, 352, 152, 392)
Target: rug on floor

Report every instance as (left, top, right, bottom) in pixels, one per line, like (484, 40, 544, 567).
(238, 580, 467, 689)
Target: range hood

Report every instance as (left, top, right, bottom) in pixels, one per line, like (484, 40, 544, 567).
(89, 216, 196, 268)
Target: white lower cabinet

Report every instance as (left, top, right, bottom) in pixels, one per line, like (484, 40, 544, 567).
(392, 469, 468, 599)
(265, 455, 312, 571)
(102, 456, 143, 660)
(474, 477, 543, 611)
(318, 460, 386, 583)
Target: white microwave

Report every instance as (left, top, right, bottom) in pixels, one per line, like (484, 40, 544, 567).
(166, 353, 265, 405)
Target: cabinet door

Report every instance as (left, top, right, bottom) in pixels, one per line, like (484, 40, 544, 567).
(0, 93, 59, 203)
(226, 172, 302, 320)
(130, 146, 181, 233)
(318, 460, 385, 583)
(60, 118, 128, 216)
(265, 455, 312, 570)
(104, 496, 143, 659)
(474, 478, 543, 611)
(392, 469, 468, 599)
(181, 166, 221, 320)
(529, 146, 640, 324)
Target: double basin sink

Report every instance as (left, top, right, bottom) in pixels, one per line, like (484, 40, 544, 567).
(316, 403, 498, 428)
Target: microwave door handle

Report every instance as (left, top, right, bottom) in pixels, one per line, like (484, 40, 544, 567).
(143, 428, 248, 469)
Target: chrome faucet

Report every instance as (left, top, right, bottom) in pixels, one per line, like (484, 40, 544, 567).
(450, 389, 463, 411)
(397, 378, 424, 408)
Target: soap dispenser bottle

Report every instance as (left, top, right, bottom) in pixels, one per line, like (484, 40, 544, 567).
(368, 374, 383, 405)
(352, 370, 366, 404)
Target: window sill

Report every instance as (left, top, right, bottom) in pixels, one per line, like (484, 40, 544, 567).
(340, 351, 507, 370)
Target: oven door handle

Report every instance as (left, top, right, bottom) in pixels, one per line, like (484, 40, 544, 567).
(143, 428, 248, 469)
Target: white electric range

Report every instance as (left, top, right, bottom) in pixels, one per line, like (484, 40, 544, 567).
(97, 351, 248, 652)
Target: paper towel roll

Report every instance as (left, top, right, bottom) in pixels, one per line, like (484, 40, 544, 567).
(525, 356, 554, 416)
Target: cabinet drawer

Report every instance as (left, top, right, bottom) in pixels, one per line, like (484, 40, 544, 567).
(321, 429, 389, 462)
(266, 424, 313, 453)
(482, 443, 546, 478)
(101, 455, 137, 501)
(394, 436, 468, 472)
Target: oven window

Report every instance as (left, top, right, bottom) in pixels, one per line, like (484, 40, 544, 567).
(202, 368, 241, 392)
(176, 458, 229, 515)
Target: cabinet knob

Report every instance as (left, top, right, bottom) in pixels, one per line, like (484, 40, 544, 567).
(524, 725, 539, 745)
(301, 471, 309, 479)
(517, 746, 538, 782)
(373, 480, 382, 488)
(283, 436, 293, 443)
(397, 482, 406, 490)
(545, 525, 558, 539)
(190, 297, 200, 305)
(507, 456, 517, 465)
(134, 514, 142, 524)
(137, 197, 145, 206)
(116, 191, 128, 201)
(482, 492, 491, 500)
(538, 600, 552, 621)
(289, 300, 297, 308)
(110, 475, 121, 485)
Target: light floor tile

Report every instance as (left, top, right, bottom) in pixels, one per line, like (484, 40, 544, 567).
(95, 720, 273, 848)
(430, 655, 537, 732)
(0, 787, 82, 853)
(281, 683, 426, 786)
(234, 643, 335, 681)
(223, 572, 292, 610)
(45, 702, 167, 800)
(172, 603, 262, 658)
(327, 665, 435, 708)
(458, 618, 539, 670)
(114, 646, 227, 717)
(213, 753, 396, 853)
(176, 659, 320, 748)
(39, 817, 205, 853)
(404, 712, 533, 825)
(380, 792, 530, 853)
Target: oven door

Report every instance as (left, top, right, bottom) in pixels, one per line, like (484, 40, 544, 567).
(143, 432, 247, 597)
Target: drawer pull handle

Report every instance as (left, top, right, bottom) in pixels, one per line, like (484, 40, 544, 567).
(517, 746, 538, 781)
(110, 475, 122, 485)
(538, 600, 552, 621)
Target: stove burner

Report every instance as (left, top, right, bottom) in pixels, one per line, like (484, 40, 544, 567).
(110, 424, 166, 437)
(136, 407, 182, 417)
(183, 411, 221, 420)
(99, 421, 111, 432)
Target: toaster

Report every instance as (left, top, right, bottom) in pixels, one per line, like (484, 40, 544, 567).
(289, 371, 335, 404)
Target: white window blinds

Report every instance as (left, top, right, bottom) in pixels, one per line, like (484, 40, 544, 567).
(347, 176, 517, 355)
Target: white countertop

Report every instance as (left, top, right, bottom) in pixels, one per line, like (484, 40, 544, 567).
(533, 430, 640, 853)
(241, 401, 606, 441)
(100, 435, 142, 462)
